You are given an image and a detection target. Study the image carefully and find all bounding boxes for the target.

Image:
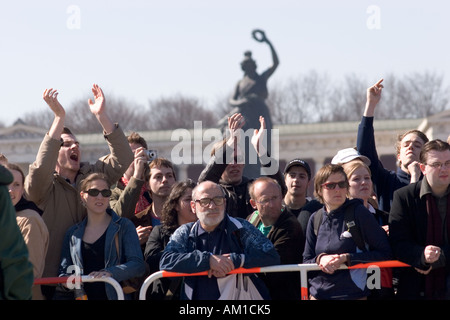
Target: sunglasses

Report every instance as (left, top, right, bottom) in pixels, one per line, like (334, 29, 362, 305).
(195, 196, 225, 207)
(321, 181, 348, 190)
(84, 188, 112, 197)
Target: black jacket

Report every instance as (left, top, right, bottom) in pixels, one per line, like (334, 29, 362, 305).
(389, 180, 449, 299)
(198, 143, 286, 219)
(248, 209, 304, 299)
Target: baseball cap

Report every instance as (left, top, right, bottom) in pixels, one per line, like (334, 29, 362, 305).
(331, 148, 371, 166)
(284, 159, 312, 180)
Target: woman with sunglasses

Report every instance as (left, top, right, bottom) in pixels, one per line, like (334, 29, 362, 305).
(58, 173, 146, 300)
(303, 164, 391, 300)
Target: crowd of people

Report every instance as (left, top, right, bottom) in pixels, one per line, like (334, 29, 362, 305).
(1, 81, 450, 301)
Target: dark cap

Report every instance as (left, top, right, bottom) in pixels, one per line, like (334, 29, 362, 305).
(284, 159, 312, 180)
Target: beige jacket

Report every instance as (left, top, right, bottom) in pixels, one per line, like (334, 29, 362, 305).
(25, 125, 133, 279)
(16, 208, 49, 300)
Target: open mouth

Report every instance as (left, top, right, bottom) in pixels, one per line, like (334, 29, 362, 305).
(70, 154, 79, 162)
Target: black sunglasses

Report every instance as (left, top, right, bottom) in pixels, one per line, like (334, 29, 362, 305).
(321, 181, 348, 190)
(84, 188, 112, 197)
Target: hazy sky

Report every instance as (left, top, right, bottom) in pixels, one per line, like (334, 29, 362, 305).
(1, 0, 449, 126)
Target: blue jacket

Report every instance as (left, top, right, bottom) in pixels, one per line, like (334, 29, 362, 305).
(160, 214, 280, 300)
(59, 209, 146, 300)
(303, 199, 392, 300)
(357, 116, 413, 212)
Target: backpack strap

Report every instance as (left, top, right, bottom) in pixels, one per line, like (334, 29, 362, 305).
(313, 204, 366, 252)
(313, 208, 325, 236)
(344, 204, 366, 251)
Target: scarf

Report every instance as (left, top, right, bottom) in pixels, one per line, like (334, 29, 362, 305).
(120, 177, 151, 214)
(425, 192, 450, 299)
(14, 196, 43, 216)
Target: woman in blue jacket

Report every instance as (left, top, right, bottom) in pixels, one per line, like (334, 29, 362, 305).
(58, 173, 146, 300)
(303, 164, 391, 300)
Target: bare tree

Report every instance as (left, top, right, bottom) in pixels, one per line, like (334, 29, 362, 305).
(22, 93, 148, 133)
(22, 109, 53, 129)
(377, 72, 450, 119)
(65, 95, 148, 133)
(18, 70, 450, 132)
(331, 74, 367, 121)
(267, 70, 450, 124)
(267, 70, 342, 124)
(146, 94, 219, 130)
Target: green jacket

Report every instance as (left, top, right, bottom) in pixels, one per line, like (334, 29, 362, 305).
(0, 165, 34, 300)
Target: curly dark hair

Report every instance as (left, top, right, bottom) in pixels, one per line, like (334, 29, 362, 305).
(161, 179, 197, 233)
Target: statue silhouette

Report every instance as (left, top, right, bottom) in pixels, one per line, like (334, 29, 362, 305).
(219, 29, 279, 179)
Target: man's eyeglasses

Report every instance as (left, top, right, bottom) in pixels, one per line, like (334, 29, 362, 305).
(195, 196, 225, 207)
(426, 161, 450, 169)
(84, 188, 112, 197)
(321, 181, 348, 190)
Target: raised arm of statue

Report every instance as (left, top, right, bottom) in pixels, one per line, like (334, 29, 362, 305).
(252, 29, 279, 79)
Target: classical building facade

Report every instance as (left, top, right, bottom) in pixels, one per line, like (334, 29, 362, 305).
(1, 111, 448, 192)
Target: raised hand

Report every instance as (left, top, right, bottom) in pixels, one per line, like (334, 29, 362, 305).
(364, 78, 384, 117)
(251, 116, 267, 156)
(43, 88, 66, 139)
(226, 113, 246, 147)
(367, 78, 384, 104)
(43, 88, 65, 118)
(87, 84, 115, 134)
(88, 83, 106, 116)
(132, 147, 147, 180)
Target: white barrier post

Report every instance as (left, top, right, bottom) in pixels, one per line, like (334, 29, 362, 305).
(81, 275, 125, 300)
(138, 261, 410, 300)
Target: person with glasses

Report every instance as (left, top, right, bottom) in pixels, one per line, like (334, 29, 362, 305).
(24, 85, 134, 299)
(58, 173, 146, 300)
(303, 164, 391, 300)
(159, 180, 280, 300)
(248, 177, 304, 300)
(389, 139, 450, 299)
(357, 79, 429, 212)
